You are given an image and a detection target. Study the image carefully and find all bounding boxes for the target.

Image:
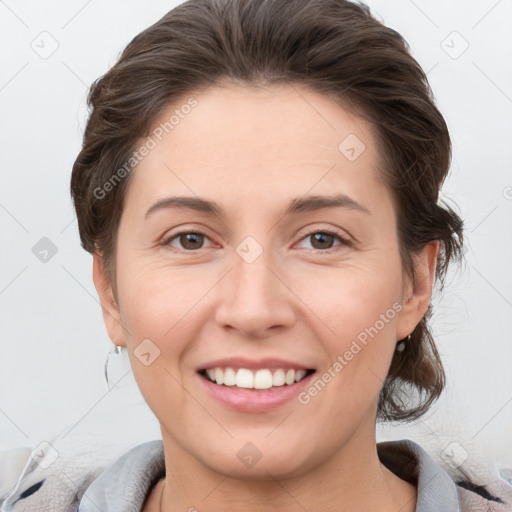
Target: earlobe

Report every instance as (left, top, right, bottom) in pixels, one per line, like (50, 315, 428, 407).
(396, 241, 439, 340)
(92, 253, 127, 347)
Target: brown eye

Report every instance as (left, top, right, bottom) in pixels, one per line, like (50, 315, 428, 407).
(309, 232, 336, 250)
(297, 229, 351, 253)
(166, 231, 209, 251)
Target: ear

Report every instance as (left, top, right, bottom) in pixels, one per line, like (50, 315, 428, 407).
(395, 240, 439, 340)
(92, 253, 127, 347)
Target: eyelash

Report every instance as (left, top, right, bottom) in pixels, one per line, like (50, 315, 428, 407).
(162, 228, 352, 254)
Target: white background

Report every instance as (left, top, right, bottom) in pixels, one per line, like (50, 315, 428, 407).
(1, 0, 511, 470)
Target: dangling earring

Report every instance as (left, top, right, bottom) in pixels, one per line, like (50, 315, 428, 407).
(396, 333, 411, 353)
(104, 342, 123, 389)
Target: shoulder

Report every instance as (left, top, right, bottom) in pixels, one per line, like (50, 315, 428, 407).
(77, 439, 165, 512)
(0, 439, 164, 512)
(0, 441, 112, 511)
(377, 439, 512, 511)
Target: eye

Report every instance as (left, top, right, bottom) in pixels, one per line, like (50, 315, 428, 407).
(296, 229, 351, 253)
(162, 229, 351, 253)
(164, 231, 213, 251)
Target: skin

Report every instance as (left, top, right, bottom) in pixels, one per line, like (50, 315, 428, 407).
(93, 83, 438, 512)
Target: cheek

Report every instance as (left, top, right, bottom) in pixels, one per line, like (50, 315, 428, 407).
(117, 262, 205, 340)
(116, 265, 198, 415)
(292, 259, 402, 341)
(292, 261, 401, 403)
(114, 263, 198, 401)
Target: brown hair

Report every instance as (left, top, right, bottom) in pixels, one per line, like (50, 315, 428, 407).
(70, 0, 464, 422)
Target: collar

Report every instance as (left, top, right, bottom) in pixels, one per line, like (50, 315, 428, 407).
(79, 438, 461, 512)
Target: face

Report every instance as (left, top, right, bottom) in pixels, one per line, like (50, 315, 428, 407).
(95, 83, 437, 479)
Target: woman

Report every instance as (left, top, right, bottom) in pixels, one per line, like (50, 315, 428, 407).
(16, 0, 512, 510)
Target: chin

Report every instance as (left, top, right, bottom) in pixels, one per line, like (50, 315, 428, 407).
(206, 455, 310, 481)
(190, 436, 318, 481)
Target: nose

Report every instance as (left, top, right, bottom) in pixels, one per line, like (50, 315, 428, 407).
(214, 243, 297, 339)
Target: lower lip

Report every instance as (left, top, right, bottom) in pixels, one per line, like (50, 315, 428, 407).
(196, 372, 315, 413)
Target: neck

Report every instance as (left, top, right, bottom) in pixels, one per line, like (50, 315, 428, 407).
(155, 423, 417, 512)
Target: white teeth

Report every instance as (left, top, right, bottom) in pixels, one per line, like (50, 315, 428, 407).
(273, 369, 286, 386)
(285, 369, 295, 385)
(204, 367, 311, 389)
(236, 368, 254, 388)
(254, 369, 273, 390)
(214, 367, 224, 385)
(294, 370, 307, 382)
(223, 367, 236, 386)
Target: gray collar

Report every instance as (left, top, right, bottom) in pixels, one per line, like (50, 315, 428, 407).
(377, 439, 459, 511)
(78, 440, 165, 512)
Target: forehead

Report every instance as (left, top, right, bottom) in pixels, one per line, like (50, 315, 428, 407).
(125, 83, 388, 216)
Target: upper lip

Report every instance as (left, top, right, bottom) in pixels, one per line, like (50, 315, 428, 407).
(197, 357, 315, 372)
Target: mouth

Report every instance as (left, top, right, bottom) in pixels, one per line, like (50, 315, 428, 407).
(197, 367, 316, 391)
(196, 360, 317, 412)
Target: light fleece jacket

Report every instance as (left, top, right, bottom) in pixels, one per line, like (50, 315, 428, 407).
(2, 439, 512, 511)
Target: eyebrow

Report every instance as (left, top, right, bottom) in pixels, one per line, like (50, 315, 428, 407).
(144, 193, 371, 219)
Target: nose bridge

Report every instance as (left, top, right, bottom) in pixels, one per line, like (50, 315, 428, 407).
(234, 236, 275, 297)
(214, 233, 295, 336)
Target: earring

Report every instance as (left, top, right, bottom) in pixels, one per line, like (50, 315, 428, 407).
(104, 343, 123, 389)
(396, 333, 411, 353)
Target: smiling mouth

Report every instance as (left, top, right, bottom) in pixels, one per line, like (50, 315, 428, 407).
(198, 367, 316, 390)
